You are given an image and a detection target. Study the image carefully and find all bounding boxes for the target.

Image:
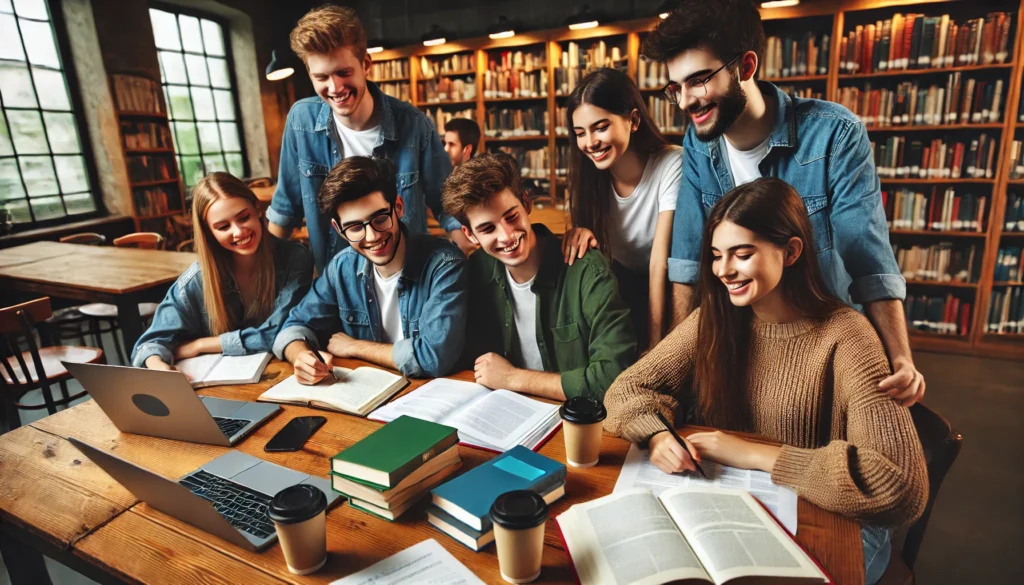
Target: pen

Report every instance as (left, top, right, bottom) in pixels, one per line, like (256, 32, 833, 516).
(303, 335, 338, 382)
(655, 412, 707, 479)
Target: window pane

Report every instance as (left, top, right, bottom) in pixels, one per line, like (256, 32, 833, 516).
(201, 19, 224, 56)
(30, 195, 63, 220)
(190, 86, 215, 120)
(64, 191, 95, 214)
(0, 62, 37, 107)
(0, 158, 25, 199)
(32, 67, 70, 110)
(150, 10, 180, 51)
(20, 19, 59, 69)
(203, 154, 226, 173)
(225, 153, 243, 178)
(54, 154, 87, 192)
(178, 15, 203, 53)
(44, 112, 79, 153)
(19, 155, 57, 195)
(0, 0, 12, 14)
(218, 122, 240, 151)
(0, 111, 13, 155)
(180, 155, 203, 186)
(0, 14, 25, 61)
(8, 109, 48, 154)
(184, 53, 209, 86)
(158, 51, 187, 84)
(4, 199, 31, 222)
(13, 0, 47, 20)
(207, 57, 230, 89)
(172, 121, 199, 154)
(167, 85, 194, 120)
(212, 89, 235, 121)
(197, 121, 220, 152)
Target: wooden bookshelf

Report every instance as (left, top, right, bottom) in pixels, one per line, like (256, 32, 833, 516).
(762, 75, 829, 82)
(890, 229, 987, 238)
(880, 178, 996, 184)
(837, 62, 1014, 79)
(864, 123, 1006, 132)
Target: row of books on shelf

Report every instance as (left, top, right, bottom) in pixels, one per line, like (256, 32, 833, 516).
(884, 188, 986, 232)
(111, 74, 165, 115)
(555, 144, 569, 180)
(419, 77, 476, 103)
(838, 12, 1014, 74)
(987, 288, 1024, 334)
(872, 134, 999, 179)
(778, 86, 824, 100)
(127, 155, 177, 183)
(836, 75, 1006, 127)
(420, 53, 475, 78)
(379, 82, 412, 103)
(554, 41, 626, 95)
(993, 247, 1023, 283)
(133, 185, 180, 217)
(893, 242, 977, 283)
(120, 121, 172, 151)
(763, 33, 831, 78)
(1005, 193, 1024, 232)
(1020, 91, 1024, 122)
(491, 145, 550, 180)
(429, 109, 474, 135)
(637, 59, 668, 90)
(1009, 140, 1024, 179)
(646, 96, 688, 134)
(371, 60, 408, 80)
(907, 293, 971, 335)
(483, 67, 545, 99)
(483, 106, 547, 138)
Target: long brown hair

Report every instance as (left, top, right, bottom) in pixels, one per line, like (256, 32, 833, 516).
(566, 68, 669, 255)
(693, 178, 845, 430)
(191, 172, 276, 335)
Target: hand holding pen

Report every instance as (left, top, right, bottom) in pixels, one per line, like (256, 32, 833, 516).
(653, 412, 708, 479)
(303, 335, 338, 383)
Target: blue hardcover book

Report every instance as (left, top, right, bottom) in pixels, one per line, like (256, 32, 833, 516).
(431, 445, 566, 532)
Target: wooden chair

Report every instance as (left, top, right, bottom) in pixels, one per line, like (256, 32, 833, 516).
(246, 177, 273, 187)
(49, 233, 111, 347)
(177, 238, 195, 253)
(113, 232, 165, 250)
(1, 298, 104, 430)
(59, 232, 107, 246)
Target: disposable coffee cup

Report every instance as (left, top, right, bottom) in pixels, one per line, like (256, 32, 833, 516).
(559, 396, 607, 468)
(490, 490, 548, 584)
(268, 484, 329, 575)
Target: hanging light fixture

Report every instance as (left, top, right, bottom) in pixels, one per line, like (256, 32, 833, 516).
(487, 16, 516, 40)
(565, 6, 600, 31)
(761, 0, 800, 8)
(265, 50, 294, 81)
(658, 1, 678, 19)
(421, 25, 447, 47)
(367, 40, 385, 55)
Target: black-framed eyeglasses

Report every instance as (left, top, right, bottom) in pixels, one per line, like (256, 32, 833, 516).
(332, 207, 394, 242)
(661, 53, 743, 104)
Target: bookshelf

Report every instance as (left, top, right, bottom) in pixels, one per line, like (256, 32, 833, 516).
(368, 0, 1024, 358)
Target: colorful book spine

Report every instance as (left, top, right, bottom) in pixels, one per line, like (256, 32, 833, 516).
(905, 293, 972, 335)
(763, 32, 829, 78)
(555, 40, 626, 95)
(428, 108, 476, 136)
(987, 287, 1024, 334)
(484, 106, 547, 137)
(883, 187, 986, 233)
(484, 49, 547, 99)
(992, 247, 1024, 283)
(646, 95, 688, 133)
(892, 242, 978, 282)
(371, 60, 409, 80)
(491, 145, 550, 181)
(872, 134, 998, 179)
(837, 75, 1004, 127)
(1004, 192, 1024, 232)
(419, 77, 476, 103)
(1009, 141, 1024, 180)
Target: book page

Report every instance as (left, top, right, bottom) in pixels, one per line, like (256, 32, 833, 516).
(175, 354, 220, 383)
(614, 444, 798, 535)
(661, 487, 827, 585)
(445, 389, 559, 452)
(257, 367, 356, 408)
(558, 489, 711, 585)
(330, 539, 484, 585)
(369, 378, 490, 424)
(203, 352, 270, 384)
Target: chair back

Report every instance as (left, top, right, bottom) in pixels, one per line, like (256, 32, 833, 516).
(177, 239, 195, 253)
(114, 232, 165, 250)
(0, 298, 52, 392)
(901, 403, 963, 570)
(246, 177, 272, 187)
(60, 232, 106, 246)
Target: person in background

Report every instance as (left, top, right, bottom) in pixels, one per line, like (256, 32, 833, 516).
(443, 118, 480, 167)
(560, 68, 682, 347)
(275, 157, 467, 384)
(267, 5, 475, 271)
(133, 173, 312, 371)
(646, 0, 925, 405)
(443, 152, 637, 402)
(603, 178, 928, 585)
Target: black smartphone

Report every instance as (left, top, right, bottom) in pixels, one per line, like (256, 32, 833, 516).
(264, 416, 327, 452)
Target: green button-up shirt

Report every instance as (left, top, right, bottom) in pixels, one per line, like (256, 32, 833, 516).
(465, 224, 637, 401)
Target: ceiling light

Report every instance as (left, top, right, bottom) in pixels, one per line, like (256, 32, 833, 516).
(761, 0, 800, 8)
(566, 6, 600, 30)
(367, 40, 384, 54)
(488, 16, 516, 40)
(422, 25, 447, 47)
(658, 1, 678, 19)
(265, 50, 294, 81)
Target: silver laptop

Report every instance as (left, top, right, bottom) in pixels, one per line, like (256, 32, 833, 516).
(63, 361, 280, 447)
(68, 437, 341, 551)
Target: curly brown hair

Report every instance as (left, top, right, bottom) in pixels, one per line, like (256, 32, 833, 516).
(441, 152, 526, 228)
(318, 156, 397, 217)
(643, 0, 764, 65)
(290, 4, 367, 62)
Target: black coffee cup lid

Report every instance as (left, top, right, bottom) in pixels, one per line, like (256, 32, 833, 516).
(559, 396, 607, 424)
(490, 490, 548, 530)
(268, 484, 328, 525)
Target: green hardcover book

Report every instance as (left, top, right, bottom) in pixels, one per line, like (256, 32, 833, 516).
(331, 415, 459, 488)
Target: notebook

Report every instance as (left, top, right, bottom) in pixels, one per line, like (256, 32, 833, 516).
(175, 352, 272, 388)
(368, 378, 562, 452)
(331, 415, 459, 488)
(257, 366, 408, 416)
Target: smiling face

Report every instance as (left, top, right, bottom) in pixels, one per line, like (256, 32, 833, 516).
(334, 191, 405, 267)
(462, 188, 535, 268)
(666, 47, 748, 142)
(306, 46, 372, 120)
(205, 196, 263, 256)
(572, 103, 637, 171)
(710, 220, 793, 311)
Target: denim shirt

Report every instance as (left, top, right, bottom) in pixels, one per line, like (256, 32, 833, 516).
(131, 237, 314, 367)
(670, 81, 905, 305)
(273, 230, 468, 378)
(267, 81, 460, 273)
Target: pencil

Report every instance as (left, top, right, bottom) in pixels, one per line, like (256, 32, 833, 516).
(655, 412, 707, 479)
(303, 335, 338, 382)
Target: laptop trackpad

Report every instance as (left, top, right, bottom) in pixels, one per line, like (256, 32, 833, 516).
(202, 450, 261, 479)
(200, 396, 245, 417)
(232, 463, 309, 497)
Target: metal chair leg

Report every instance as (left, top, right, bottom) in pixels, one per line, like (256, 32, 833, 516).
(58, 379, 70, 402)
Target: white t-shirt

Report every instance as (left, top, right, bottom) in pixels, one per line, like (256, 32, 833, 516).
(334, 113, 379, 158)
(724, 135, 770, 186)
(505, 268, 544, 371)
(608, 145, 683, 272)
(373, 268, 404, 344)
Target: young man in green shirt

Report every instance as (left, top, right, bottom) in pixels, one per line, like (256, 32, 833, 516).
(442, 152, 637, 402)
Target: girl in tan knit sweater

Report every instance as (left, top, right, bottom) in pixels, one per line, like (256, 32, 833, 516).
(603, 177, 928, 584)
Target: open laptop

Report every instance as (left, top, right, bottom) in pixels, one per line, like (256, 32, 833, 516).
(69, 437, 341, 551)
(63, 361, 280, 447)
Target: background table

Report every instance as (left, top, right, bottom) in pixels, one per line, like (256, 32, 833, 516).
(0, 360, 863, 584)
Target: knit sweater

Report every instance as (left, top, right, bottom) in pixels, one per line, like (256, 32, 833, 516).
(604, 306, 929, 528)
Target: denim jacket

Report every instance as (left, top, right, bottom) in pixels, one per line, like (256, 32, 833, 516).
(670, 81, 905, 305)
(132, 237, 313, 367)
(273, 230, 468, 378)
(267, 81, 460, 273)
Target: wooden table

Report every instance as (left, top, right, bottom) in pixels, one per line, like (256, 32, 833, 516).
(0, 242, 196, 350)
(0, 360, 864, 585)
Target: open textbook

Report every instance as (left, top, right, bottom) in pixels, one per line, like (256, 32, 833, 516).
(557, 488, 830, 585)
(175, 352, 272, 388)
(258, 366, 408, 416)
(615, 444, 798, 535)
(369, 378, 561, 452)
(330, 538, 484, 585)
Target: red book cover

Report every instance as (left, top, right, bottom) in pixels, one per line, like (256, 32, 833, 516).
(952, 143, 965, 178)
(959, 303, 972, 335)
(891, 14, 905, 67)
(864, 24, 876, 74)
(951, 196, 962, 230)
(840, 36, 849, 71)
(902, 15, 916, 68)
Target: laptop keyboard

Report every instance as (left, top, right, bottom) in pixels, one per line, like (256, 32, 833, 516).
(213, 417, 250, 438)
(178, 469, 276, 539)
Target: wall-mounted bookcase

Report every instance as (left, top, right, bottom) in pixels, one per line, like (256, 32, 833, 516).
(369, 0, 1024, 359)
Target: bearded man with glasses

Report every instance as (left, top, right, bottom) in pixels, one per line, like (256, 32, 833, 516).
(274, 156, 468, 383)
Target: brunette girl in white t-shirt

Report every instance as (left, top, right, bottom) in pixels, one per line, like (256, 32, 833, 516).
(563, 68, 682, 347)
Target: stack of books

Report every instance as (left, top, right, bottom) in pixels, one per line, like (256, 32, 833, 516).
(836, 75, 1006, 127)
(883, 187, 987, 233)
(484, 106, 547, 138)
(484, 50, 547, 99)
(646, 95, 688, 133)
(426, 446, 566, 551)
(419, 53, 475, 79)
(331, 416, 463, 521)
(906, 293, 972, 335)
(763, 32, 830, 78)
(111, 74, 165, 114)
(892, 242, 978, 283)
(873, 134, 999, 179)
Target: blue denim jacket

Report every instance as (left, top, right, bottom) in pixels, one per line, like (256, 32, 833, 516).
(273, 230, 468, 378)
(267, 81, 460, 273)
(132, 237, 313, 367)
(670, 81, 905, 305)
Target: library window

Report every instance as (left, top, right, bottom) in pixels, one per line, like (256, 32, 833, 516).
(150, 6, 246, 188)
(1, 0, 97, 227)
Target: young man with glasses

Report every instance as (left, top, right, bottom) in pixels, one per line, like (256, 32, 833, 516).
(649, 1, 925, 411)
(274, 157, 467, 383)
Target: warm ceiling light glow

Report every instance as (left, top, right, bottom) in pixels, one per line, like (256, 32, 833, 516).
(659, 12, 670, 19)
(266, 67, 294, 81)
(568, 20, 599, 30)
(423, 37, 446, 47)
(761, 0, 800, 8)
(367, 46, 384, 54)
(489, 30, 515, 39)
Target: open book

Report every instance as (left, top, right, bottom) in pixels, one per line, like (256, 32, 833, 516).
(368, 378, 561, 452)
(258, 366, 408, 416)
(175, 352, 272, 388)
(558, 487, 829, 585)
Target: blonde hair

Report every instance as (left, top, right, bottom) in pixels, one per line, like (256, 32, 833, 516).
(190, 173, 276, 336)
(290, 4, 367, 62)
